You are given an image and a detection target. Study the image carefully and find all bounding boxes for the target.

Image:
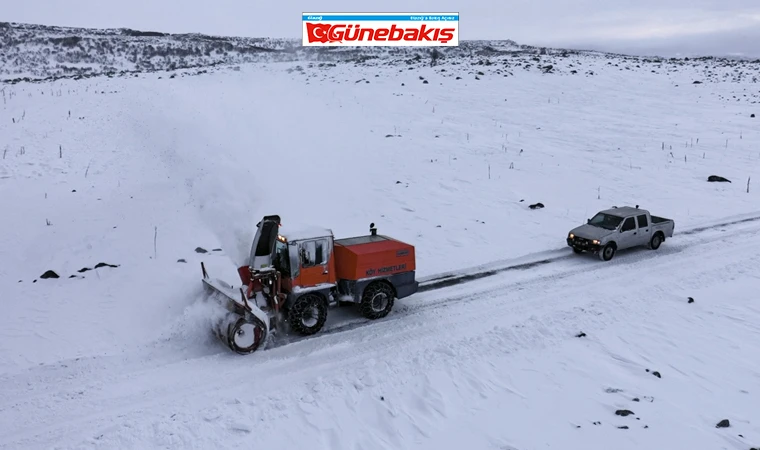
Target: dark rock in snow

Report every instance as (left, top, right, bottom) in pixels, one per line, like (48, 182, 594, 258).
(195, 247, 208, 253)
(615, 409, 635, 417)
(529, 202, 544, 210)
(576, 332, 586, 338)
(633, 397, 640, 402)
(618, 426, 629, 429)
(40, 270, 59, 279)
(212, 248, 222, 252)
(78, 267, 91, 273)
(177, 259, 186, 263)
(94, 262, 119, 269)
(751, 114, 756, 118)
(380, 396, 384, 401)
(708, 175, 731, 183)
(716, 419, 730, 428)
(688, 297, 695, 303)
(693, 80, 702, 84)
(652, 371, 661, 378)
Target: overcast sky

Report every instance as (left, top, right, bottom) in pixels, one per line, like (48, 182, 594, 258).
(5, 0, 760, 57)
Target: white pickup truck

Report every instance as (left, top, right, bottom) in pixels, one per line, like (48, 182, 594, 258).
(567, 206, 675, 261)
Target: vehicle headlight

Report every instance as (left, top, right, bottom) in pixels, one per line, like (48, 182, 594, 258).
(569, 233, 574, 239)
(592, 239, 600, 245)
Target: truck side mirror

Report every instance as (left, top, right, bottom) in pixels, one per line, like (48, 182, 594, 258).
(587, 219, 591, 224)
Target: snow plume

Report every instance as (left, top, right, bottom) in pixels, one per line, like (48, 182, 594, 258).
(157, 290, 230, 349)
(189, 158, 260, 267)
(149, 119, 262, 267)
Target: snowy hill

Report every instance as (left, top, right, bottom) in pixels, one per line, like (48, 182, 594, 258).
(1, 22, 760, 450)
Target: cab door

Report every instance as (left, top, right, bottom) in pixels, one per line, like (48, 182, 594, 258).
(296, 237, 335, 288)
(635, 214, 651, 246)
(617, 216, 639, 249)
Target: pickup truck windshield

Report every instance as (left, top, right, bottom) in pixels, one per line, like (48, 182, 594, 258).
(588, 213, 624, 230)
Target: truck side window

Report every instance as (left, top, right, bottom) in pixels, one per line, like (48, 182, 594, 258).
(301, 240, 328, 267)
(314, 240, 326, 265)
(621, 217, 636, 232)
(301, 241, 317, 267)
(637, 214, 648, 228)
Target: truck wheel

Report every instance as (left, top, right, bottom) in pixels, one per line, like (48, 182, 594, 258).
(287, 293, 327, 336)
(649, 232, 664, 250)
(599, 243, 616, 261)
(360, 282, 395, 320)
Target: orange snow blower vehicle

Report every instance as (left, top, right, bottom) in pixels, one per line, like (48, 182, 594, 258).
(201, 215, 418, 354)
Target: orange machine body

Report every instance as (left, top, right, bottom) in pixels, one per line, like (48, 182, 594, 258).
(334, 235, 416, 281)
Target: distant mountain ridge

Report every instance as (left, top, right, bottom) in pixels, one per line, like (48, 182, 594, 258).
(1, 21, 757, 84)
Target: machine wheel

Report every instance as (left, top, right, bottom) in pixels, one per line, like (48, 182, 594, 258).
(649, 232, 664, 250)
(572, 247, 584, 254)
(360, 282, 395, 320)
(287, 293, 328, 336)
(599, 243, 616, 261)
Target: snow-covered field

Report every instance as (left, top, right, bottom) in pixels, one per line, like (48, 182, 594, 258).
(1, 44, 760, 450)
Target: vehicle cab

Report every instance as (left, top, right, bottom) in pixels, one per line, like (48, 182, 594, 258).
(273, 227, 337, 292)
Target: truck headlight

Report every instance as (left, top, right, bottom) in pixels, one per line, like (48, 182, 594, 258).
(569, 233, 574, 239)
(592, 239, 600, 245)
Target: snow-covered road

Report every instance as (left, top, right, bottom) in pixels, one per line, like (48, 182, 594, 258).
(2, 212, 759, 450)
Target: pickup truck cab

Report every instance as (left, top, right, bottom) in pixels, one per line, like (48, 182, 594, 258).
(567, 206, 675, 261)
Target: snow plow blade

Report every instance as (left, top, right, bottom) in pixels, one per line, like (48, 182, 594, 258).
(201, 262, 270, 354)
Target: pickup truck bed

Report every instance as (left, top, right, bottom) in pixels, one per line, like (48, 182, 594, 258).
(650, 216, 675, 239)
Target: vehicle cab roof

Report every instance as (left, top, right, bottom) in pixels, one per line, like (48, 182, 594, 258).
(281, 225, 333, 242)
(598, 206, 648, 217)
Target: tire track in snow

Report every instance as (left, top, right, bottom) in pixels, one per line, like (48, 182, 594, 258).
(2, 215, 760, 449)
(416, 210, 760, 290)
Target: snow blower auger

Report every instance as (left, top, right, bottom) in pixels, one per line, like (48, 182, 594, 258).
(201, 262, 272, 354)
(200, 214, 420, 355)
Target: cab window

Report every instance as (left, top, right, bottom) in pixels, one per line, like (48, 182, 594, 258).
(273, 240, 290, 276)
(621, 217, 636, 232)
(300, 239, 328, 267)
